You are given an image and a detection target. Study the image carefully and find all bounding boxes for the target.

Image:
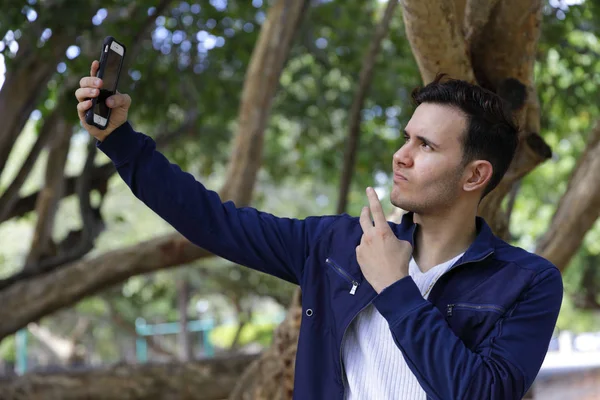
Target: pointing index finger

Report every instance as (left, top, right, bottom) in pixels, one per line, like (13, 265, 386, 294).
(366, 187, 387, 227)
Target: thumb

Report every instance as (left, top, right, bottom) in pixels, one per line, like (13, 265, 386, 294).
(106, 92, 131, 109)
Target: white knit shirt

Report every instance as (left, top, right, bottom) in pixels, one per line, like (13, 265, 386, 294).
(342, 253, 464, 400)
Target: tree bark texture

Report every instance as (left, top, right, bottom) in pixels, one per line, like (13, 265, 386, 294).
(401, 0, 474, 83)
(0, 354, 258, 400)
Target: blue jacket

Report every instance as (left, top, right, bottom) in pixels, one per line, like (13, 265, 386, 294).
(98, 122, 563, 400)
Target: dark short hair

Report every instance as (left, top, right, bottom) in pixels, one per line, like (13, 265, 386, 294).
(411, 74, 519, 198)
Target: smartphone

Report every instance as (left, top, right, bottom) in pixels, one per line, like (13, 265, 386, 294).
(85, 36, 126, 130)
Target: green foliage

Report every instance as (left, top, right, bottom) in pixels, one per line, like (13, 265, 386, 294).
(0, 336, 16, 363)
(210, 322, 278, 349)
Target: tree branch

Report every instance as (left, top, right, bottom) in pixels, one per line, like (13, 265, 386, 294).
(0, 354, 259, 400)
(536, 121, 600, 271)
(464, 1, 551, 239)
(469, 0, 542, 92)
(0, 233, 214, 341)
(2, 111, 202, 225)
(400, 0, 474, 83)
(2, 163, 113, 224)
(0, 4, 98, 180)
(464, 0, 500, 48)
(0, 108, 202, 292)
(22, 114, 72, 272)
(24, 137, 109, 277)
(0, 112, 54, 222)
(219, 0, 310, 201)
(336, 0, 400, 214)
(0, 0, 172, 209)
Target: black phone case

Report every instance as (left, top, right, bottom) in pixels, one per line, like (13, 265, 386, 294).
(85, 36, 126, 130)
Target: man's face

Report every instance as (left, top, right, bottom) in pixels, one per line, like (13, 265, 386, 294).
(390, 103, 468, 214)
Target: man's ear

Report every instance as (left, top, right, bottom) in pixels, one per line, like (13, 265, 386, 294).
(463, 160, 493, 193)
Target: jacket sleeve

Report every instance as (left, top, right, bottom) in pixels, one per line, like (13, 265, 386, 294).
(96, 122, 338, 285)
(372, 265, 563, 400)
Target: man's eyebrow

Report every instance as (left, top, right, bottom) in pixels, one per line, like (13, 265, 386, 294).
(402, 130, 441, 149)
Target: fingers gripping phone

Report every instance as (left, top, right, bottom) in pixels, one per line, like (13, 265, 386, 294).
(85, 36, 126, 130)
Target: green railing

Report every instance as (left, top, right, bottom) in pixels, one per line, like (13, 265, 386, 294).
(134, 317, 215, 362)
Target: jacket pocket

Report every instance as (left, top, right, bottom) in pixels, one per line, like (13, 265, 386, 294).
(446, 303, 506, 317)
(444, 302, 506, 349)
(325, 258, 359, 295)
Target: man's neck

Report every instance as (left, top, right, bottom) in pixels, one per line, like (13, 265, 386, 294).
(412, 208, 478, 273)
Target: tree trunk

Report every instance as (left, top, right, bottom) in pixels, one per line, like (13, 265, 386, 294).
(0, 354, 258, 400)
(219, 0, 310, 201)
(471, 0, 553, 237)
(536, 121, 600, 271)
(401, 0, 474, 83)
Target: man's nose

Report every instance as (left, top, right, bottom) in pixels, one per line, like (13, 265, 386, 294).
(393, 144, 412, 167)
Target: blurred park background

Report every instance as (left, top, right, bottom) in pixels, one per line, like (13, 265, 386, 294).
(0, 0, 599, 399)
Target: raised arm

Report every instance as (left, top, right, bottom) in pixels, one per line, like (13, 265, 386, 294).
(96, 122, 337, 284)
(75, 63, 338, 284)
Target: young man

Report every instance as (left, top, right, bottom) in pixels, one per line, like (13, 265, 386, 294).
(76, 61, 562, 400)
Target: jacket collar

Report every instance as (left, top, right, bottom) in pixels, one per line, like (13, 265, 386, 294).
(394, 211, 496, 263)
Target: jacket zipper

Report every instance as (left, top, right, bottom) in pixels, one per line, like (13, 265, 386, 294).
(338, 298, 375, 394)
(326, 258, 359, 295)
(325, 258, 369, 394)
(446, 303, 506, 317)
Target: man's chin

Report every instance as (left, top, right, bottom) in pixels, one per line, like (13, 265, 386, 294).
(390, 197, 412, 212)
(391, 195, 424, 215)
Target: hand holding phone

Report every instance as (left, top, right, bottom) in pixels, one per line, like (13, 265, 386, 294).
(75, 36, 130, 141)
